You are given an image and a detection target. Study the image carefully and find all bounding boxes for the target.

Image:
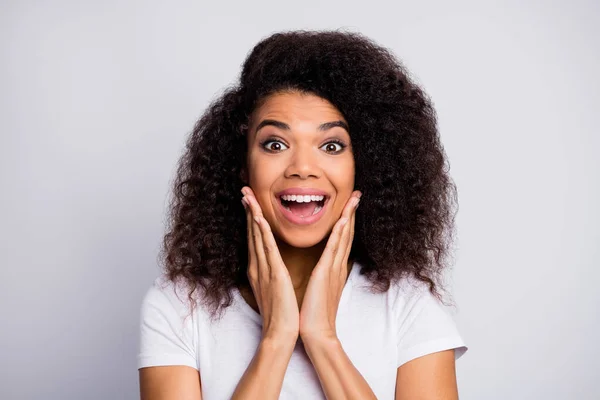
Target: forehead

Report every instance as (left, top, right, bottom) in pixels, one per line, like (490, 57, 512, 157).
(250, 92, 347, 128)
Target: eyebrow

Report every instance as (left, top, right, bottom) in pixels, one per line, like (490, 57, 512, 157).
(254, 119, 349, 135)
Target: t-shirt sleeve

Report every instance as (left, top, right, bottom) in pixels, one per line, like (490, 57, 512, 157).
(395, 282, 468, 368)
(137, 277, 199, 370)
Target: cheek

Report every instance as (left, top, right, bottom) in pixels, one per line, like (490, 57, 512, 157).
(247, 160, 280, 210)
(247, 156, 269, 185)
(250, 168, 278, 191)
(329, 163, 355, 214)
(329, 160, 355, 190)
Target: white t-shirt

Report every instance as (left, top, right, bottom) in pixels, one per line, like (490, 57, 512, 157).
(138, 261, 468, 399)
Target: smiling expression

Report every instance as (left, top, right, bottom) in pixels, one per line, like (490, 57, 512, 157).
(243, 91, 355, 248)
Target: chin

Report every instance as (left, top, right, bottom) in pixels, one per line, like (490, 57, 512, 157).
(275, 228, 329, 249)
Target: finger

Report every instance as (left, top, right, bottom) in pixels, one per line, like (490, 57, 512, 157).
(340, 190, 361, 219)
(243, 186, 257, 200)
(243, 196, 258, 281)
(343, 191, 361, 243)
(335, 197, 358, 267)
(242, 187, 265, 219)
(254, 212, 287, 280)
(334, 193, 360, 266)
(241, 185, 251, 196)
(245, 192, 264, 218)
(319, 215, 350, 270)
(320, 192, 361, 270)
(253, 217, 269, 281)
(342, 196, 359, 274)
(245, 195, 270, 278)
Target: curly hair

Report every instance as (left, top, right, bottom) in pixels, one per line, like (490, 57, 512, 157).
(160, 29, 458, 322)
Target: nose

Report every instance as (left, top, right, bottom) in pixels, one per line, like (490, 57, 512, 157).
(284, 145, 321, 179)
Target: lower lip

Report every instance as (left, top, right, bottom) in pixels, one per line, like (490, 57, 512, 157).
(277, 197, 329, 226)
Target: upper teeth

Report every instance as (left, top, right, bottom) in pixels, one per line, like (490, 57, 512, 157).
(281, 194, 325, 203)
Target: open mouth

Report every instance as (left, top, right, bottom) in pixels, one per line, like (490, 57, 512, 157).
(279, 196, 328, 218)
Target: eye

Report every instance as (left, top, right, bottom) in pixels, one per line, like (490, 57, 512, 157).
(259, 138, 348, 154)
(260, 139, 289, 153)
(320, 139, 347, 154)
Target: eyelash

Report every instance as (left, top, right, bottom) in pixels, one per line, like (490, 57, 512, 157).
(259, 137, 348, 154)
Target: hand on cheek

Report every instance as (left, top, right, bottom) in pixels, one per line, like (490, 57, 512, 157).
(241, 185, 300, 342)
(299, 190, 362, 342)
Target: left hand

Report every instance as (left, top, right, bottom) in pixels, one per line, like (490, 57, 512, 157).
(299, 190, 362, 342)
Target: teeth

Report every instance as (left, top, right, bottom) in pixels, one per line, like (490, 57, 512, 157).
(281, 194, 325, 203)
(281, 203, 324, 216)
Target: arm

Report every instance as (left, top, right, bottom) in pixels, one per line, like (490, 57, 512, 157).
(231, 337, 296, 399)
(395, 349, 458, 400)
(138, 280, 203, 400)
(302, 336, 378, 400)
(139, 366, 202, 400)
(139, 337, 296, 400)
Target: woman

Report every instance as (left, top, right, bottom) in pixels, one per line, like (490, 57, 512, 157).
(138, 30, 468, 399)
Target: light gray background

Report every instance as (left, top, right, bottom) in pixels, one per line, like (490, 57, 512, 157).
(1, 1, 598, 399)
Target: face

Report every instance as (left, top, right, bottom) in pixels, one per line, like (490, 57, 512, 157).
(244, 91, 355, 248)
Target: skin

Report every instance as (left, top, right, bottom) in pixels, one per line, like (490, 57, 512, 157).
(240, 91, 357, 309)
(235, 183, 366, 399)
(139, 90, 460, 399)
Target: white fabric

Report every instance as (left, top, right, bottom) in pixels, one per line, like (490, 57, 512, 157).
(138, 261, 468, 399)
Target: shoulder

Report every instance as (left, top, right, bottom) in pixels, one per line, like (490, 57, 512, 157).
(390, 273, 431, 299)
(389, 275, 468, 367)
(141, 275, 196, 319)
(387, 274, 457, 319)
(138, 275, 201, 370)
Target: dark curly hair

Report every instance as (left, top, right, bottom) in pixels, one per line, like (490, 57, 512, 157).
(161, 29, 458, 321)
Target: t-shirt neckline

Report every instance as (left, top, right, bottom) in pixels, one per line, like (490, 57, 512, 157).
(233, 260, 359, 325)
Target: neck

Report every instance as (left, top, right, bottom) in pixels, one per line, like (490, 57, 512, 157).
(274, 236, 354, 291)
(275, 237, 325, 290)
(236, 237, 355, 315)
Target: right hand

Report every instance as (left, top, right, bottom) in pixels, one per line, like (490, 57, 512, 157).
(241, 186, 300, 343)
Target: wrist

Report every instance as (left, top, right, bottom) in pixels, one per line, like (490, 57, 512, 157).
(301, 334, 341, 363)
(261, 333, 298, 351)
(300, 332, 339, 349)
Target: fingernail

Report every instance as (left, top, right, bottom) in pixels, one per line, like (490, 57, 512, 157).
(341, 217, 349, 226)
(352, 197, 359, 207)
(356, 191, 362, 199)
(241, 198, 248, 209)
(254, 215, 261, 225)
